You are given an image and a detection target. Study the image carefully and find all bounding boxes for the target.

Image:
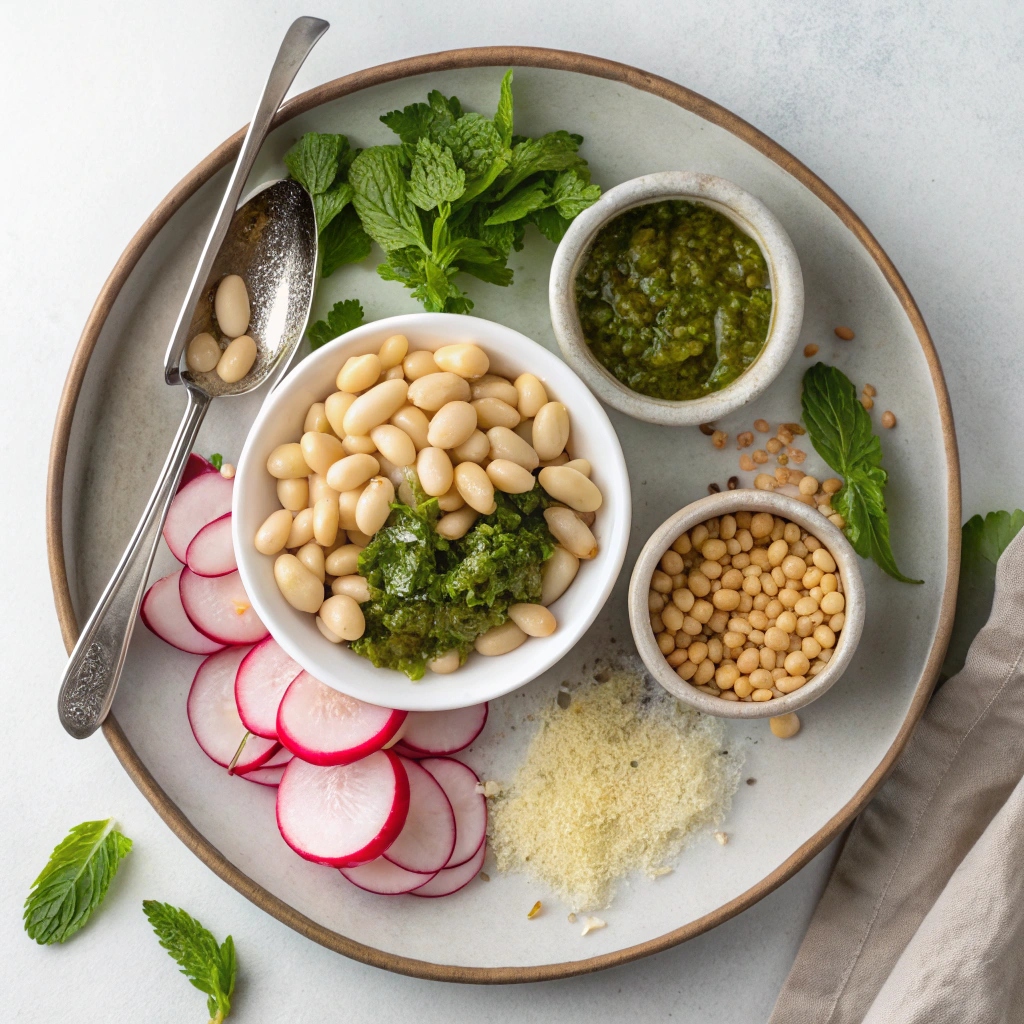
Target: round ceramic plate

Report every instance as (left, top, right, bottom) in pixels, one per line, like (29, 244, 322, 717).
(48, 48, 959, 982)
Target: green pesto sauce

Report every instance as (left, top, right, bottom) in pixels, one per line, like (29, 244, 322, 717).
(575, 200, 773, 401)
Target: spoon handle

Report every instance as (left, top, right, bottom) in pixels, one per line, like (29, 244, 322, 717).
(163, 16, 329, 384)
(58, 388, 211, 738)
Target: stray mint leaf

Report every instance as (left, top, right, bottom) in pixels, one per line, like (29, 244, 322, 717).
(321, 206, 372, 278)
(209, 453, 223, 471)
(284, 133, 349, 198)
(942, 510, 1024, 678)
(24, 819, 132, 944)
(801, 363, 922, 584)
(308, 299, 366, 351)
(143, 901, 236, 1024)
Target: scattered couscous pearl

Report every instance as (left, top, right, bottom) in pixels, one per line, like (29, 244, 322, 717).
(219, 463, 235, 479)
(803, 343, 819, 357)
(882, 410, 897, 429)
(834, 326, 855, 340)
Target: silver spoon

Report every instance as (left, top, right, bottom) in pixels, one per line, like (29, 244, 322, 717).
(58, 16, 327, 739)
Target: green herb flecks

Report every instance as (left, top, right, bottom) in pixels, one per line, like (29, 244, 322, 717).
(353, 489, 554, 679)
(942, 509, 1024, 679)
(143, 900, 236, 1024)
(209, 454, 223, 471)
(307, 299, 366, 351)
(23, 819, 132, 944)
(801, 363, 921, 584)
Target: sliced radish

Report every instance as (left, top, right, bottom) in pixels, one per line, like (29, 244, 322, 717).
(399, 704, 488, 756)
(234, 637, 301, 739)
(383, 757, 456, 874)
(186, 513, 237, 578)
(140, 569, 224, 655)
(420, 758, 487, 868)
(238, 744, 293, 772)
(239, 763, 287, 787)
(276, 751, 410, 867)
(187, 647, 278, 771)
(276, 672, 406, 766)
(164, 471, 233, 562)
(180, 568, 268, 645)
(340, 858, 437, 895)
(411, 839, 486, 898)
(178, 452, 218, 493)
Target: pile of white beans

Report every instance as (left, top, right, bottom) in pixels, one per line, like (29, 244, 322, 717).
(252, 335, 603, 672)
(185, 275, 259, 384)
(650, 512, 846, 702)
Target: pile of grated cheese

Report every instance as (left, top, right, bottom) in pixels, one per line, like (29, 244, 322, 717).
(488, 663, 742, 911)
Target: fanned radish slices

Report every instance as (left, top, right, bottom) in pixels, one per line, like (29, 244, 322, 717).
(164, 471, 233, 562)
(340, 858, 437, 896)
(276, 672, 406, 766)
(411, 838, 486, 898)
(179, 568, 268, 646)
(420, 758, 487, 868)
(238, 763, 287, 787)
(276, 751, 410, 867)
(234, 637, 301, 739)
(186, 513, 237, 578)
(398, 704, 488, 757)
(239, 743, 293, 771)
(382, 757, 456, 874)
(178, 452, 219, 493)
(188, 647, 278, 771)
(140, 569, 225, 655)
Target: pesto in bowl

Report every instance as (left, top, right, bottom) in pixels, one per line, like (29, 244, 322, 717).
(575, 200, 772, 401)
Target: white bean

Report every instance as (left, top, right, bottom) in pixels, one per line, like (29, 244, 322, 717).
(427, 650, 461, 674)
(336, 353, 382, 393)
(378, 334, 409, 370)
(509, 603, 557, 637)
(331, 574, 372, 603)
(407, 372, 471, 412)
(538, 466, 603, 512)
(428, 401, 478, 449)
(300, 431, 346, 476)
(474, 620, 527, 656)
(544, 507, 597, 559)
(324, 392, 356, 436)
(437, 484, 466, 512)
(316, 616, 342, 643)
(370, 424, 416, 467)
(342, 434, 377, 455)
(343, 379, 410, 437)
(563, 458, 591, 478)
(433, 343, 489, 379)
(402, 349, 440, 380)
(303, 402, 331, 434)
(214, 274, 250, 337)
(347, 529, 374, 548)
(326, 453, 380, 493)
(416, 447, 454, 497)
(338, 487, 364, 531)
(486, 426, 539, 470)
(450, 430, 490, 465)
(436, 506, 479, 539)
(277, 477, 308, 511)
(486, 459, 537, 494)
(287, 507, 315, 548)
(255, 509, 292, 555)
(319, 594, 365, 640)
(532, 402, 570, 461)
(472, 397, 520, 430)
(384, 365, 405, 381)
(308, 473, 339, 506)
(186, 332, 220, 373)
(514, 419, 534, 446)
(540, 452, 569, 468)
(216, 335, 257, 383)
(514, 373, 548, 419)
(454, 462, 497, 514)
(313, 497, 340, 547)
(325, 544, 364, 577)
(541, 545, 579, 605)
(471, 375, 518, 405)
(355, 476, 395, 535)
(274, 554, 323, 613)
(390, 405, 431, 450)
(267, 443, 310, 479)
(296, 541, 325, 582)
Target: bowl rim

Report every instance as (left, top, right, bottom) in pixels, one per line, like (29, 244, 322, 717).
(233, 311, 632, 712)
(628, 489, 865, 718)
(549, 171, 805, 426)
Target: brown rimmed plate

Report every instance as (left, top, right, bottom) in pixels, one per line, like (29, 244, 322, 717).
(47, 47, 959, 983)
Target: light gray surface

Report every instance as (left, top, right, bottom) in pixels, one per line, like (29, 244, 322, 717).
(1, 1, 1020, 1021)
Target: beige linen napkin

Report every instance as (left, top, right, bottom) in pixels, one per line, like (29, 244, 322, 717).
(769, 528, 1024, 1023)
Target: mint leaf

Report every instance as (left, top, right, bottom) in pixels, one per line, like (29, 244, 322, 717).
(209, 453, 223, 471)
(493, 69, 514, 147)
(284, 133, 349, 196)
(24, 819, 132, 944)
(498, 131, 586, 196)
(349, 147, 427, 253)
(312, 183, 353, 234)
(321, 206, 372, 278)
(143, 901, 235, 1023)
(308, 299, 366, 351)
(381, 102, 435, 144)
(529, 205, 573, 243)
(407, 138, 466, 210)
(549, 168, 601, 220)
(485, 180, 551, 225)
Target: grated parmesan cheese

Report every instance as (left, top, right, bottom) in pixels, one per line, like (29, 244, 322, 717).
(488, 662, 742, 911)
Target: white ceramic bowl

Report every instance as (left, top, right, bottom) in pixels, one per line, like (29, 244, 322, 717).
(628, 490, 864, 718)
(233, 312, 632, 712)
(549, 171, 804, 426)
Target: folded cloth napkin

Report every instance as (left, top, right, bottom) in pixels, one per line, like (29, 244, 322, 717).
(769, 528, 1024, 1024)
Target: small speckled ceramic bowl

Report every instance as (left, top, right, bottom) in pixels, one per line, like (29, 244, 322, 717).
(549, 171, 804, 426)
(628, 490, 864, 719)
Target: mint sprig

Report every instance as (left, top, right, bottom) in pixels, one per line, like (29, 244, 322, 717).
(307, 299, 366, 351)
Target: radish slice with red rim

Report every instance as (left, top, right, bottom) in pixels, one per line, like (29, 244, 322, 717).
(340, 858, 437, 895)
(179, 568, 268, 646)
(235, 637, 301, 739)
(186, 513, 237, 578)
(238, 763, 287, 787)
(276, 672, 406, 766)
(410, 839, 486, 898)
(178, 452, 219, 493)
(187, 647, 278, 771)
(382, 757, 456, 874)
(419, 757, 487, 868)
(140, 569, 224, 655)
(237, 744, 292, 771)
(276, 751, 410, 867)
(164, 471, 233, 562)
(399, 704, 488, 756)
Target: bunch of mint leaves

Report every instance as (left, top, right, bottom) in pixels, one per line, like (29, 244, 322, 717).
(286, 69, 600, 316)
